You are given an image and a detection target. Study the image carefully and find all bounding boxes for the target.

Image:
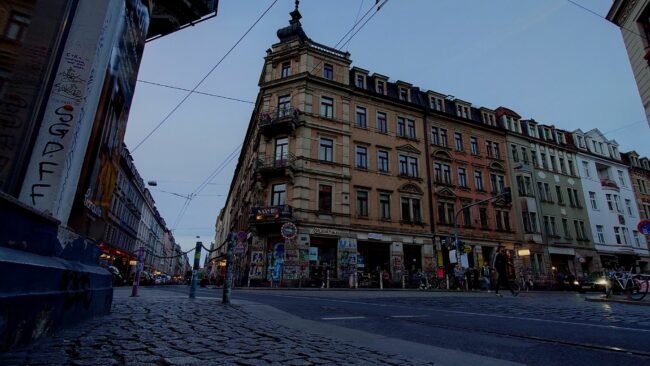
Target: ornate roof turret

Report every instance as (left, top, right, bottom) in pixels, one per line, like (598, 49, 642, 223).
(277, 0, 308, 43)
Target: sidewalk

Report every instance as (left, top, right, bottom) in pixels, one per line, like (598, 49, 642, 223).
(0, 287, 523, 366)
(585, 294, 650, 306)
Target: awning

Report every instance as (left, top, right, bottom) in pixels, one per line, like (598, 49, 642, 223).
(548, 247, 575, 256)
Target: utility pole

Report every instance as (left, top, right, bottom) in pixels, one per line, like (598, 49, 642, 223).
(189, 241, 202, 299)
(453, 188, 512, 265)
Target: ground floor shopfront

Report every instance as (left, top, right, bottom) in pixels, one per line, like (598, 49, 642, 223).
(244, 225, 433, 287)
(595, 244, 650, 273)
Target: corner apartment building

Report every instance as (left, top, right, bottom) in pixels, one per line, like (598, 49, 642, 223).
(607, 0, 650, 127)
(502, 112, 598, 281)
(572, 129, 650, 271)
(622, 151, 650, 252)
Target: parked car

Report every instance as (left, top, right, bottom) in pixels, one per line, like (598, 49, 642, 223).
(107, 266, 124, 287)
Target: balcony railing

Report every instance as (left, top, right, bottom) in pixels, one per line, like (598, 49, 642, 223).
(256, 153, 296, 171)
(249, 205, 293, 222)
(259, 105, 300, 127)
(601, 179, 619, 190)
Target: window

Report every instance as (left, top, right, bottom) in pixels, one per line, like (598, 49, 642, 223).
(550, 155, 557, 172)
(399, 88, 408, 101)
(323, 63, 333, 80)
(572, 189, 580, 207)
(320, 96, 334, 118)
(397, 117, 406, 137)
(440, 129, 448, 147)
(559, 158, 566, 174)
(486, 141, 499, 158)
(606, 194, 614, 211)
(495, 210, 510, 231)
(457, 104, 469, 118)
(540, 153, 548, 169)
(462, 207, 472, 227)
(454, 132, 463, 151)
(356, 191, 368, 217)
(622, 227, 630, 245)
(431, 127, 439, 146)
(596, 225, 605, 244)
(430, 97, 443, 111)
(494, 143, 500, 159)
(489, 174, 505, 194)
(355, 106, 367, 128)
(511, 144, 519, 162)
(281, 62, 291, 78)
(379, 193, 391, 219)
(626, 199, 634, 216)
(471, 137, 479, 155)
(442, 164, 452, 184)
(278, 95, 291, 117)
(556, 186, 564, 205)
(377, 150, 389, 172)
(401, 197, 422, 223)
(399, 155, 418, 177)
(356, 74, 365, 88)
(578, 221, 587, 241)
(634, 231, 641, 247)
(568, 160, 575, 176)
(589, 191, 597, 210)
(614, 227, 622, 244)
(474, 170, 484, 191)
(377, 80, 385, 94)
(458, 167, 468, 188)
(618, 170, 626, 187)
(274, 137, 288, 162)
(434, 163, 442, 183)
(377, 112, 387, 133)
(437, 202, 455, 225)
(544, 183, 552, 202)
(562, 218, 571, 239)
(550, 216, 557, 236)
(614, 195, 622, 212)
(406, 119, 416, 139)
(319, 138, 333, 162)
(479, 208, 488, 229)
(543, 216, 551, 236)
(271, 183, 286, 206)
(538, 183, 546, 201)
(582, 161, 590, 177)
(521, 147, 529, 164)
(638, 178, 648, 194)
(356, 146, 368, 169)
(318, 185, 332, 212)
(4, 12, 30, 42)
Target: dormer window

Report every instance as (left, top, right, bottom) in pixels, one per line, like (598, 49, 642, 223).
(483, 113, 496, 126)
(356, 74, 365, 88)
(556, 132, 565, 144)
(528, 124, 537, 137)
(431, 97, 443, 112)
(611, 146, 618, 158)
(576, 135, 585, 148)
(543, 128, 552, 141)
(456, 104, 469, 119)
(376, 80, 385, 94)
(281, 61, 291, 78)
(399, 87, 409, 101)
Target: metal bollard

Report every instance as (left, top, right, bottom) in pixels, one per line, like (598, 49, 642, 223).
(326, 270, 330, 289)
(222, 234, 235, 304)
(189, 242, 202, 299)
(380, 271, 383, 290)
(446, 274, 450, 290)
(402, 275, 406, 289)
(131, 246, 145, 297)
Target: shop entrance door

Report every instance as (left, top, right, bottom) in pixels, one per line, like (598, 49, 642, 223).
(403, 244, 422, 275)
(357, 241, 390, 284)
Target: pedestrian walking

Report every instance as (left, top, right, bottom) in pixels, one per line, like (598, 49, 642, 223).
(493, 246, 518, 297)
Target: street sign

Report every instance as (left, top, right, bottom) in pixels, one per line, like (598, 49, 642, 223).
(638, 220, 650, 235)
(281, 222, 297, 240)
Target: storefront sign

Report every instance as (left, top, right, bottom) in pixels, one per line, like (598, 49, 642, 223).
(338, 238, 357, 250)
(310, 227, 341, 236)
(281, 222, 298, 239)
(368, 233, 383, 240)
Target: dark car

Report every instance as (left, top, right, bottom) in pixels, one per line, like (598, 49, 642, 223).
(107, 266, 124, 287)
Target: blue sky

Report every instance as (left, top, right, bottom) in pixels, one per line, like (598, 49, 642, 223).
(124, 0, 650, 260)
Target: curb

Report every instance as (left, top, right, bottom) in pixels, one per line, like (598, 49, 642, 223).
(585, 296, 650, 306)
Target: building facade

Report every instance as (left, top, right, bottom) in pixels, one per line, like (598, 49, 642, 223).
(622, 151, 650, 253)
(572, 129, 650, 271)
(607, 0, 650, 127)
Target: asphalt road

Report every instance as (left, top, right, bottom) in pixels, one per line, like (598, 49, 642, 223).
(157, 286, 650, 366)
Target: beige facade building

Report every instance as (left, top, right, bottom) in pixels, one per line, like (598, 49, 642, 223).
(608, 0, 650, 127)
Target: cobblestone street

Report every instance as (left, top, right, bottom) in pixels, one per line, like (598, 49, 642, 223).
(0, 288, 435, 366)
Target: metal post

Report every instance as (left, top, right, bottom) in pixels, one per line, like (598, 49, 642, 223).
(189, 242, 202, 299)
(222, 233, 235, 304)
(402, 274, 406, 289)
(380, 270, 383, 290)
(326, 269, 330, 289)
(131, 246, 145, 297)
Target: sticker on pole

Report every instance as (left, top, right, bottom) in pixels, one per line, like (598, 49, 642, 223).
(638, 220, 650, 235)
(281, 222, 297, 240)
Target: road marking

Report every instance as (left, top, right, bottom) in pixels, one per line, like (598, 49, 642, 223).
(321, 316, 366, 320)
(390, 315, 428, 318)
(261, 294, 650, 333)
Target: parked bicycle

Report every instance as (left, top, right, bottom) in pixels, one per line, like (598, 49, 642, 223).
(604, 268, 649, 301)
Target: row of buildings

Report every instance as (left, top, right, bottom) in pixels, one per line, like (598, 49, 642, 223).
(211, 4, 650, 287)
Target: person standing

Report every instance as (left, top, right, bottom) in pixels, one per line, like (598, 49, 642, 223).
(481, 261, 491, 291)
(494, 246, 518, 297)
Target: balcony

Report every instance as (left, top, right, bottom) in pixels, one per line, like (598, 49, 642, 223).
(259, 106, 301, 138)
(600, 179, 619, 191)
(255, 153, 296, 181)
(249, 205, 293, 223)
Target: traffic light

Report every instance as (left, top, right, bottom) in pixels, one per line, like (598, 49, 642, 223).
(502, 187, 512, 204)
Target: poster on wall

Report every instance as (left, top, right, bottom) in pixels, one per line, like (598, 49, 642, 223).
(309, 247, 318, 261)
(423, 256, 434, 272)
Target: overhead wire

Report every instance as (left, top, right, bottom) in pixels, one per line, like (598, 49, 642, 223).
(131, 0, 280, 153)
(565, 0, 644, 39)
(136, 80, 255, 104)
